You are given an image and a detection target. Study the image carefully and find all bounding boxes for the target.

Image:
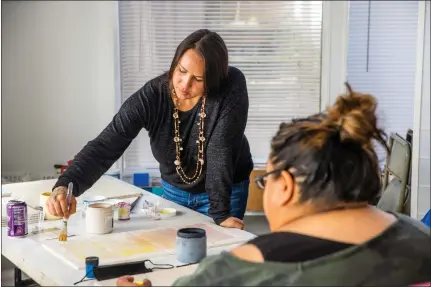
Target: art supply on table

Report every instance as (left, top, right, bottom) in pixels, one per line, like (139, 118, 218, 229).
(31, 206, 44, 234)
(92, 259, 174, 281)
(118, 202, 131, 220)
(7, 200, 28, 238)
(176, 228, 207, 264)
(159, 208, 177, 218)
(130, 195, 144, 213)
(149, 200, 161, 220)
(86, 256, 99, 279)
(136, 200, 162, 219)
(59, 182, 74, 241)
(31, 227, 76, 241)
(73, 256, 100, 285)
(81, 195, 107, 218)
(85, 202, 115, 234)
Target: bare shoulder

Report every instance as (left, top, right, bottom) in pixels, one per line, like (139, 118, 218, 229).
(230, 244, 264, 263)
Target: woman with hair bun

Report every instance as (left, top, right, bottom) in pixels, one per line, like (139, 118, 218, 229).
(118, 83, 430, 286)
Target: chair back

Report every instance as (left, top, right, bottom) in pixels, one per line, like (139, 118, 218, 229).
(379, 133, 411, 213)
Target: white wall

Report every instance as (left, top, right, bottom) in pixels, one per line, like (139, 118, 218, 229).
(1, 1, 120, 176)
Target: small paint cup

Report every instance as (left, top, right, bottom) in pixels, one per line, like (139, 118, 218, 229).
(118, 202, 131, 220)
(176, 228, 207, 264)
(159, 208, 176, 219)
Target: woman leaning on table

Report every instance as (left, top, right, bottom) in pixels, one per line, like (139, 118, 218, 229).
(46, 29, 254, 229)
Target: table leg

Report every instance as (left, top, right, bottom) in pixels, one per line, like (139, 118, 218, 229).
(14, 267, 37, 287)
(14, 267, 22, 286)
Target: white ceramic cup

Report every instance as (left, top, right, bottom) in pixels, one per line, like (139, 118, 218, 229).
(85, 203, 115, 234)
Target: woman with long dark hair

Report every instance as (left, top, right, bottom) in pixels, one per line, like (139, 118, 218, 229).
(47, 29, 253, 229)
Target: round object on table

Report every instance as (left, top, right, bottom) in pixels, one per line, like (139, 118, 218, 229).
(85, 203, 115, 234)
(176, 228, 207, 264)
(82, 195, 106, 204)
(159, 208, 177, 218)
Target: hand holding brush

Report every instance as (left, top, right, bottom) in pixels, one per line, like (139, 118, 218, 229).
(58, 182, 73, 242)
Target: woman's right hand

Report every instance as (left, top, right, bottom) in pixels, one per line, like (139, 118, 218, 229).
(220, 217, 245, 230)
(46, 186, 77, 219)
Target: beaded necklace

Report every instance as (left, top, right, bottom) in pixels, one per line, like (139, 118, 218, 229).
(172, 89, 206, 184)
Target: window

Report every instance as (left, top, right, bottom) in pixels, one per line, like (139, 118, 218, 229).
(347, 1, 419, 166)
(118, 1, 324, 174)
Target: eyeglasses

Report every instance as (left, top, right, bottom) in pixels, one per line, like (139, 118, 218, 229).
(254, 169, 283, 190)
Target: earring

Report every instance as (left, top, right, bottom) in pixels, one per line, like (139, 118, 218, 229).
(172, 89, 180, 107)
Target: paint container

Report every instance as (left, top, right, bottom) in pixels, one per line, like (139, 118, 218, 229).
(85, 203, 114, 234)
(176, 228, 207, 264)
(81, 195, 107, 218)
(85, 256, 99, 279)
(7, 200, 28, 238)
(117, 202, 131, 220)
(159, 208, 177, 219)
(31, 206, 44, 234)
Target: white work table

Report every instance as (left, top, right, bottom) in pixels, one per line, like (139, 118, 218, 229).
(1, 176, 256, 286)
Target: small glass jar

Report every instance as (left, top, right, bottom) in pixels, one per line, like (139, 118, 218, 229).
(31, 206, 44, 234)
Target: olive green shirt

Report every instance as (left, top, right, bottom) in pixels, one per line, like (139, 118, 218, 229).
(173, 213, 430, 286)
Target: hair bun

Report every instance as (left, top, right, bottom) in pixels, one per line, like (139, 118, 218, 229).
(325, 82, 379, 146)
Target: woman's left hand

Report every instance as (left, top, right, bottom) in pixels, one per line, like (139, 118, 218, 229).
(116, 276, 152, 286)
(220, 217, 245, 230)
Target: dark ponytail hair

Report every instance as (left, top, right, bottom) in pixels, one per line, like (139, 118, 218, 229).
(270, 83, 389, 206)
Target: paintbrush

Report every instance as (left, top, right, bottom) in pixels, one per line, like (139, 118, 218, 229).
(58, 182, 73, 242)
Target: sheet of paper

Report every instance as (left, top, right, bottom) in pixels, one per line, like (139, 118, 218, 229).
(42, 222, 253, 270)
(42, 231, 169, 269)
(131, 227, 179, 249)
(184, 222, 234, 242)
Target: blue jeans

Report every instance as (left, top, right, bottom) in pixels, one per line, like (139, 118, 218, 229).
(161, 180, 249, 220)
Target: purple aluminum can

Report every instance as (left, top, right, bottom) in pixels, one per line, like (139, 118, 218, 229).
(7, 200, 28, 238)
